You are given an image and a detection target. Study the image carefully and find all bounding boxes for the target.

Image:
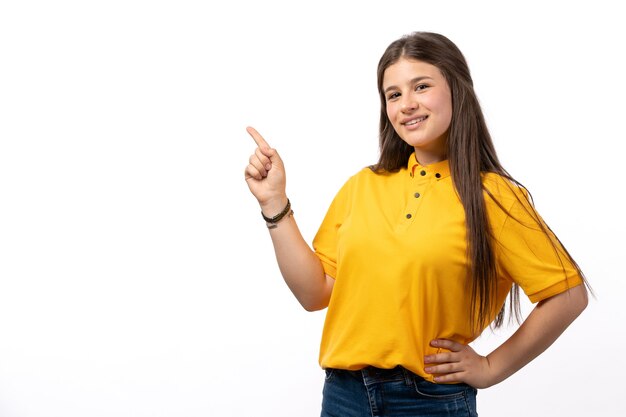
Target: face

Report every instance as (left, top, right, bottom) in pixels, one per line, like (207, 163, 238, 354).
(382, 57, 452, 165)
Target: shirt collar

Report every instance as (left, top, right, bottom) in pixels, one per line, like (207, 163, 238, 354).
(407, 152, 451, 180)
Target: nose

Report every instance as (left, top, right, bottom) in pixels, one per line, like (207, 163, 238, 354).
(400, 95, 418, 112)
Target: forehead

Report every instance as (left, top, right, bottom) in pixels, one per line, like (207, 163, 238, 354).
(383, 58, 443, 86)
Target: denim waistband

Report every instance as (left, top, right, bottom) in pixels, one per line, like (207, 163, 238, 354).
(331, 366, 423, 386)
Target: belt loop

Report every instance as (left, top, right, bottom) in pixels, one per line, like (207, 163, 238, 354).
(402, 366, 412, 386)
(360, 367, 369, 385)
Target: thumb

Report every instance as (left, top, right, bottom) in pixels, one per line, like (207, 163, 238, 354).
(265, 146, 284, 168)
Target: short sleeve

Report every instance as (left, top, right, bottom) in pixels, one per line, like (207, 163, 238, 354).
(312, 176, 355, 278)
(495, 197, 583, 303)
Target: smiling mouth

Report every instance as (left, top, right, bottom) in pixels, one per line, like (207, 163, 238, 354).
(404, 116, 428, 126)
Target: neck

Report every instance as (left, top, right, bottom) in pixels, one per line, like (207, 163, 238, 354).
(413, 148, 447, 166)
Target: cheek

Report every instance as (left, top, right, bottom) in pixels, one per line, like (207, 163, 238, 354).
(427, 95, 452, 124)
(440, 103, 452, 126)
(386, 103, 398, 123)
(443, 102, 453, 127)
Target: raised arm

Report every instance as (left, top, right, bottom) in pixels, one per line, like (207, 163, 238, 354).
(244, 127, 334, 311)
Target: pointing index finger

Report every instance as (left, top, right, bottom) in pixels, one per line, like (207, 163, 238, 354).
(246, 126, 270, 149)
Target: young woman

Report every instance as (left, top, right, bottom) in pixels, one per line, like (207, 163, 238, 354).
(244, 31, 589, 417)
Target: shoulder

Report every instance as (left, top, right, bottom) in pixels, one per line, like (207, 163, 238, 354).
(482, 172, 529, 208)
(328, 167, 370, 202)
(482, 172, 538, 230)
(331, 166, 405, 203)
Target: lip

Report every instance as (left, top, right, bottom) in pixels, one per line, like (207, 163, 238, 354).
(401, 115, 428, 129)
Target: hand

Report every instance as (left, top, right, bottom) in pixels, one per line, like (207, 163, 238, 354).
(244, 126, 287, 211)
(424, 339, 496, 389)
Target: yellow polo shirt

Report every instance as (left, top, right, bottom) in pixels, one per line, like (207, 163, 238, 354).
(312, 152, 582, 381)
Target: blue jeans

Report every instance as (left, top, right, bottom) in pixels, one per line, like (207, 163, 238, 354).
(321, 366, 477, 417)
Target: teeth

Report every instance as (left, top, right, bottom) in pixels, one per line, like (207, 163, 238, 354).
(405, 116, 427, 126)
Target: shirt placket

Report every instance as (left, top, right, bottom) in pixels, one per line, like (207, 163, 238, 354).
(396, 167, 431, 233)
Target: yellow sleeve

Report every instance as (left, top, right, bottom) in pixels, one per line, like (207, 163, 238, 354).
(312, 176, 355, 278)
(495, 197, 583, 303)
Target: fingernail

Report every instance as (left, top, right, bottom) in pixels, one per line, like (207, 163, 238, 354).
(266, 164, 271, 170)
(425, 367, 432, 373)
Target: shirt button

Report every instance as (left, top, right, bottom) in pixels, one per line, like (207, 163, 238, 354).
(435, 173, 441, 178)
(420, 170, 426, 176)
(414, 192, 420, 198)
(406, 214, 412, 219)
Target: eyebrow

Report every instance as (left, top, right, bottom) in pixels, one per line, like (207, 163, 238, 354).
(383, 76, 434, 94)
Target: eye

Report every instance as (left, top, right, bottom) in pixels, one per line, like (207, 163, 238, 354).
(386, 92, 400, 101)
(415, 84, 429, 92)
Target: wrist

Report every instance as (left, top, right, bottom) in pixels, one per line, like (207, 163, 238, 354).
(483, 353, 506, 387)
(260, 197, 293, 229)
(259, 196, 289, 216)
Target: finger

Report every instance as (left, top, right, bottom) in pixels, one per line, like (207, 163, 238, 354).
(246, 126, 271, 149)
(430, 339, 464, 352)
(249, 153, 269, 177)
(433, 372, 464, 384)
(424, 363, 461, 375)
(244, 164, 264, 181)
(424, 352, 457, 364)
(255, 147, 272, 171)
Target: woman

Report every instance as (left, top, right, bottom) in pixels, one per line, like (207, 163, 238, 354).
(244, 31, 589, 417)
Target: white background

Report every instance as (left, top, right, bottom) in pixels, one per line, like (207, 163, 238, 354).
(1, 0, 624, 416)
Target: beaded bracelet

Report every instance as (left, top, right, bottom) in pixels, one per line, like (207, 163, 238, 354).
(261, 198, 293, 227)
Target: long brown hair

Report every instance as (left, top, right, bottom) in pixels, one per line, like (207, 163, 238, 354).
(372, 32, 588, 333)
